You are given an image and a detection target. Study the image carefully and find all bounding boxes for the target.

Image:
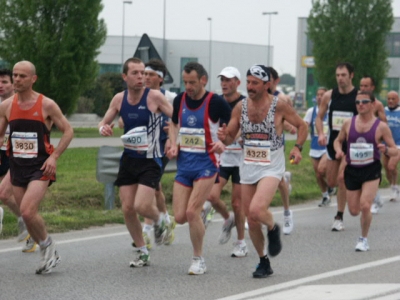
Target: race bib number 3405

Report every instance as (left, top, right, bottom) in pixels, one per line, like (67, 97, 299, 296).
(11, 132, 38, 158)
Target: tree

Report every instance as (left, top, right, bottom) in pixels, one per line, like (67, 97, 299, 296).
(82, 72, 125, 117)
(280, 74, 295, 86)
(0, 0, 107, 115)
(307, 0, 394, 92)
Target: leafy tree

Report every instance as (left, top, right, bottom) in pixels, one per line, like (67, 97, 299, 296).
(307, 0, 394, 92)
(280, 74, 295, 86)
(0, 0, 107, 115)
(82, 72, 125, 117)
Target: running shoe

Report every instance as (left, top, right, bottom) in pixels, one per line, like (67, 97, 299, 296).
(219, 212, 235, 244)
(283, 171, 292, 195)
(331, 218, 344, 231)
(17, 218, 29, 242)
(355, 237, 370, 252)
(188, 257, 206, 275)
(129, 250, 150, 267)
(35, 240, 61, 274)
(318, 196, 331, 207)
(328, 187, 337, 196)
(231, 241, 248, 258)
(390, 185, 399, 202)
(22, 235, 37, 253)
(201, 201, 212, 228)
(370, 194, 383, 214)
(267, 224, 282, 257)
(252, 258, 273, 278)
(282, 210, 293, 235)
(154, 220, 167, 245)
(164, 219, 176, 246)
(0, 207, 3, 234)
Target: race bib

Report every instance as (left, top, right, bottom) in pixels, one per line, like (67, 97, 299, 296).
(179, 127, 205, 153)
(314, 122, 329, 137)
(243, 140, 271, 166)
(332, 111, 353, 131)
(11, 132, 38, 158)
(121, 126, 148, 151)
(225, 140, 242, 153)
(349, 143, 374, 165)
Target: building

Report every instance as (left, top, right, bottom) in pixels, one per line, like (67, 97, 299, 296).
(296, 17, 400, 108)
(97, 35, 272, 95)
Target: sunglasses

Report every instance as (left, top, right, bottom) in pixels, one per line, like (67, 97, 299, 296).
(355, 99, 371, 105)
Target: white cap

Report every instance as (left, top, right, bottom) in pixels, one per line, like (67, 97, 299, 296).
(218, 66, 241, 80)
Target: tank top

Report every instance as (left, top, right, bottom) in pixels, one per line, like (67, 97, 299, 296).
(119, 88, 164, 161)
(177, 92, 219, 171)
(240, 96, 283, 151)
(346, 116, 380, 167)
(310, 105, 328, 151)
(328, 87, 358, 144)
(8, 94, 54, 167)
(385, 106, 400, 146)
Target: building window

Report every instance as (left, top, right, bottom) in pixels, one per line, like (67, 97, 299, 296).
(379, 77, 400, 104)
(306, 37, 314, 56)
(386, 33, 400, 57)
(99, 64, 122, 75)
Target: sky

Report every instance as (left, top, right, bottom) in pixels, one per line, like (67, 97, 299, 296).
(99, 0, 400, 76)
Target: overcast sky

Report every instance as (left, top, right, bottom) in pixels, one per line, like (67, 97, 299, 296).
(99, 0, 400, 76)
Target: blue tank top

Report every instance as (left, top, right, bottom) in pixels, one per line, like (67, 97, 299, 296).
(385, 106, 400, 146)
(119, 88, 163, 163)
(177, 92, 219, 171)
(310, 105, 328, 151)
(346, 117, 380, 167)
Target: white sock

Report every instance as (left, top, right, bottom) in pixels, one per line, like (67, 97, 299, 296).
(156, 213, 165, 226)
(165, 213, 171, 224)
(322, 191, 329, 198)
(139, 246, 149, 255)
(143, 224, 153, 233)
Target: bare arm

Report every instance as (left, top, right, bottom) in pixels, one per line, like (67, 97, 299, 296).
(218, 101, 241, 146)
(98, 93, 122, 136)
(149, 90, 173, 118)
(375, 101, 387, 123)
(333, 119, 349, 159)
(316, 90, 331, 146)
(167, 120, 180, 159)
(378, 123, 397, 156)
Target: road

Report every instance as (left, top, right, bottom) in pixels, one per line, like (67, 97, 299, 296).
(1, 189, 399, 300)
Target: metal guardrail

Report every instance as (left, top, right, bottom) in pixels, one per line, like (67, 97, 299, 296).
(96, 146, 177, 209)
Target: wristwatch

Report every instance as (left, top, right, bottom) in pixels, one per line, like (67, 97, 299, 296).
(294, 143, 303, 152)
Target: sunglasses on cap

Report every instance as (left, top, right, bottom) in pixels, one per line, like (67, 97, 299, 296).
(355, 99, 371, 105)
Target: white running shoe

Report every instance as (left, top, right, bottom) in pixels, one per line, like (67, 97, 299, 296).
(355, 237, 370, 252)
(36, 240, 61, 274)
(331, 219, 344, 231)
(188, 257, 206, 275)
(130, 250, 150, 267)
(201, 201, 212, 228)
(318, 196, 331, 207)
(390, 186, 400, 202)
(22, 236, 37, 253)
(0, 207, 3, 234)
(231, 241, 248, 258)
(219, 213, 235, 244)
(283, 171, 292, 195)
(282, 210, 294, 235)
(370, 194, 383, 214)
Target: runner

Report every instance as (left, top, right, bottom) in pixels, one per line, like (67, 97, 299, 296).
(303, 87, 333, 207)
(334, 91, 397, 251)
(0, 60, 73, 274)
(382, 91, 400, 202)
(167, 62, 231, 275)
(316, 62, 358, 231)
(218, 64, 307, 278)
(205, 66, 247, 257)
(99, 57, 173, 268)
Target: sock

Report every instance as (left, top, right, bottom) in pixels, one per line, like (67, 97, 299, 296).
(156, 213, 165, 226)
(143, 224, 153, 233)
(336, 211, 344, 220)
(139, 246, 149, 255)
(39, 236, 52, 249)
(237, 239, 246, 246)
(260, 255, 268, 264)
(322, 191, 329, 198)
(165, 213, 171, 224)
(284, 210, 290, 216)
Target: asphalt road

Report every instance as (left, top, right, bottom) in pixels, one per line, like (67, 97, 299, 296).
(1, 189, 399, 300)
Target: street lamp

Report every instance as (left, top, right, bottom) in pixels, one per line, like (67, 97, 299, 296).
(207, 17, 212, 91)
(262, 11, 278, 66)
(121, 1, 132, 67)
